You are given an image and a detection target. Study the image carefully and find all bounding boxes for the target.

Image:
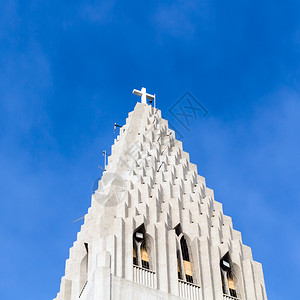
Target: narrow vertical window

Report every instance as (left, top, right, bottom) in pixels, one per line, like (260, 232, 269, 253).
(133, 224, 152, 270)
(174, 224, 194, 284)
(180, 236, 193, 283)
(220, 253, 238, 298)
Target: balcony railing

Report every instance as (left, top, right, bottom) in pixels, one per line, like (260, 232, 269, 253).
(178, 279, 202, 300)
(223, 294, 240, 300)
(133, 265, 156, 289)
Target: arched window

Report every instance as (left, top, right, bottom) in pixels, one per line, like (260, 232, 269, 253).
(180, 236, 193, 283)
(133, 225, 152, 270)
(175, 224, 194, 283)
(220, 252, 238, 298)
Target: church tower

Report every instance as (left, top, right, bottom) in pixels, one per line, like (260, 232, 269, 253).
(54, 88, 267, 300)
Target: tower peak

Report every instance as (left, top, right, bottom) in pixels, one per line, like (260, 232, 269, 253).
(54, 91, 267, 300)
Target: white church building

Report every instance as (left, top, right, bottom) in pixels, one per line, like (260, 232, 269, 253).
(54, 88, 267, 300)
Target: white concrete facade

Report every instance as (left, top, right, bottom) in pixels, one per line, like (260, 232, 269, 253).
(54, 101, 267, 300)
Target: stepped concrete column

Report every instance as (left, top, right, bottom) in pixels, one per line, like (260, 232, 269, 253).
(210, 245, 223, 300)
(156, 222, 170, 293)
(168, 229, 179, 296)
(243, 259, 257, 300)
(198, 237, 214, 300)
(93, 251, 111, 300)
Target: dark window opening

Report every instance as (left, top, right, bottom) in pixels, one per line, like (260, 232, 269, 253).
(220, 252, 238, 298)
(222, 284, 226, 294)
(180, 237, 190, 261)
(230, 289, 237, 298)
(133, 245, 137, 265)
(142, 260, 150, 269)
(174, 224, 183, 236)
(133, 225, 152, 270)
(177, 251, 182, 279)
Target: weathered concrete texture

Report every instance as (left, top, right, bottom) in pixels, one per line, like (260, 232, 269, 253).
(54, 102, 267, 300)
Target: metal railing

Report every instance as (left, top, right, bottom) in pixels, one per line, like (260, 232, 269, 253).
(223, 294, 240, 300)
(178, 279, 202, 300)
(133, 265, 156, 288)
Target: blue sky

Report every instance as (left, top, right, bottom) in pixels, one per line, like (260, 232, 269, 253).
(1, 0, 300, 299)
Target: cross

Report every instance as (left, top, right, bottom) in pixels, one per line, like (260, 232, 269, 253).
(132, 87, 155, 106)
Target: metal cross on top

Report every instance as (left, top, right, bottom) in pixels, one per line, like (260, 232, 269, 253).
(132, 87, 155, 106)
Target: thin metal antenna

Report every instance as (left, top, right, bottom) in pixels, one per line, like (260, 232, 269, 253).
(73, 216, 84, 223)
(157, 161, 165, 172)
(161, 145, 168, 155)
(103, 150, 109, 170)
(114, 123, 122, 133)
